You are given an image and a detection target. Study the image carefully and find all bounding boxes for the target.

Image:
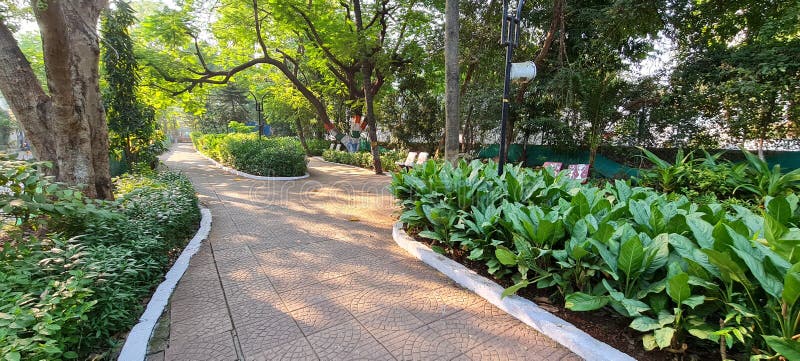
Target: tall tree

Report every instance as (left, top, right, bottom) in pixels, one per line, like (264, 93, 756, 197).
(102, 0, 163, 169)
(667, 0, 800, 157)
(0, 1, 112, 199)
(140, 0, 422, 174)
(444, 0, 460, 163)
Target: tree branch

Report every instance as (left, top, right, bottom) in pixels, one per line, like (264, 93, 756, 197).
(252, 0, 269, 56)
(189, 32, 212, 72)
(289, 4, 351, 72)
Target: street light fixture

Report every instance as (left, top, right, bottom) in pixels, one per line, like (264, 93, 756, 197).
(249, 91, 269, 139)
(498, 0, 535, 176)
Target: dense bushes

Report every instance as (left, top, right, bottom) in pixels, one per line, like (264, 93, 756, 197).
(305, 139, 331, 156)
(637, 148, 800, 207)
(322, 149, 404, 172)
(391, 160, 800, 359)
(0, 161, 200, 360)
(191, 132, 307, 177)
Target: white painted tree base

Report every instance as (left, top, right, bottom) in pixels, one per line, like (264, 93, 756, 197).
(392, 222, 636, 361)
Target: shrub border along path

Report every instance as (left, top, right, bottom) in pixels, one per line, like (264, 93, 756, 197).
(118, 208, 213, 361)
(312, 156, 392, 176)
(195, 146, 310, 181)
(392, 222, 634, 361)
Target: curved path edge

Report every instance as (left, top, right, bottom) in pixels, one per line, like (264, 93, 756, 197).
(195, 147, 310, 181)
(118, 208, 213, 361)
(392, 222, 635, 361)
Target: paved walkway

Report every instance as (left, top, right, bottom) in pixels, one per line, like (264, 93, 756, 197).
(155, 144, 579, 361)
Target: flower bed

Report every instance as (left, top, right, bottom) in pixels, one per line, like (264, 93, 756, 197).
(322, 149, 404, 172)
(0, 161, 200, 360)
(191, 132, 307, 177)
(390, 159, 800, 360)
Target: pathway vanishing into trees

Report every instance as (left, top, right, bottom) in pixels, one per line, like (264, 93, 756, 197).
(154, 144, 579, 361)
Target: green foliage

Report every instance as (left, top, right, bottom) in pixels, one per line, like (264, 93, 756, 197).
(305, 139, 331, 156)
(101, 1, 166, 170)
(637, 148, 799, 207)
(322, 149, 404, 172)
(0, 161, 200, 359)
(734, 149, 800, 202)
(227, 121, 254, 134)
(191, 133, 307, 177)
(392, 159, 800, 358)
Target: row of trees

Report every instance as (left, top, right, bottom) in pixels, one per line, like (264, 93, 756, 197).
(0, 0, 797, 196)
(135, 0, 798, 168)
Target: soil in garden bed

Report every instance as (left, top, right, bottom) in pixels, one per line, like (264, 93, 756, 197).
(405, 227, 733, 361)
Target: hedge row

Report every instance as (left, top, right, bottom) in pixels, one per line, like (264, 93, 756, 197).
(322, 149, 404, 172)
(191, 132, 307, 177)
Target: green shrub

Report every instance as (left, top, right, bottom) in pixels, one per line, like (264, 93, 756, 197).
(322, 149, 404, 172)
(306, 139, 331, 156)
(0, 161, 200, 360)
(227, 120, 254, 133)
(391, 159, 800, 359)
(192, 133, 307, 177)
(636, 148, 800, 208)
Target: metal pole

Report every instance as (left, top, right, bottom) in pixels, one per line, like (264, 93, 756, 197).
(257, 102, 262, 139)
(498, 0, 525, 176)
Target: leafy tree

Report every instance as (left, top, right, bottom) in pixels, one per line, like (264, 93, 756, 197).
(0, 1, 113, 199)
(102, 0, 165, 169)
(666, 0, 800, 157)
(139, 0, 427, 174)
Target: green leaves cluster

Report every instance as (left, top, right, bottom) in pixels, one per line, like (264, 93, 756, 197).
(101, 1, 166, 170)
(191, 132, 307, 177)
(391, 159, 800, 358)
(637, 148, 800, 206)
(0, 161, 201, 360)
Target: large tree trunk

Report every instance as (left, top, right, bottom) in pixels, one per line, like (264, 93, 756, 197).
(362, 63, 383, 174)
(444, 0, 460, 164)
(353, 0, 383, 175)
(0, 1, 112, 199)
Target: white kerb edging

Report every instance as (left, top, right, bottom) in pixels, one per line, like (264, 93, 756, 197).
(392, 222, 635, 361)
(195, 148, 309, 181)
(118, 208, 213, 361)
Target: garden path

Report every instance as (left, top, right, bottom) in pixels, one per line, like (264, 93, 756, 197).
(154, 144, 579, 361)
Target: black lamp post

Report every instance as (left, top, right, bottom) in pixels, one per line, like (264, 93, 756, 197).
(249, 91, 269, 139)
(498, 0, 527, 176)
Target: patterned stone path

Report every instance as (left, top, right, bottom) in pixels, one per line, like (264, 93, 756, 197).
(154, 144, 579, 361)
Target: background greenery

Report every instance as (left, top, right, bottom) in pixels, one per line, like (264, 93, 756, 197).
(322, 149, 404, 173)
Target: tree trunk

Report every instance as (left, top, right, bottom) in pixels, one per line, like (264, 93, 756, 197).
(363, 63, 383, 174)
(0, 2, 112, 199)
(295, 118, 310, 155)
(353, 0, 383, 174)
(444, 0, 460, 164)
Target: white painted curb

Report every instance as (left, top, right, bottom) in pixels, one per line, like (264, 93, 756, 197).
(312, 156, 393, 176)
(194, 147, 310, 181)
(118, 208, 213, 361)
(392, 222, 635, 361)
